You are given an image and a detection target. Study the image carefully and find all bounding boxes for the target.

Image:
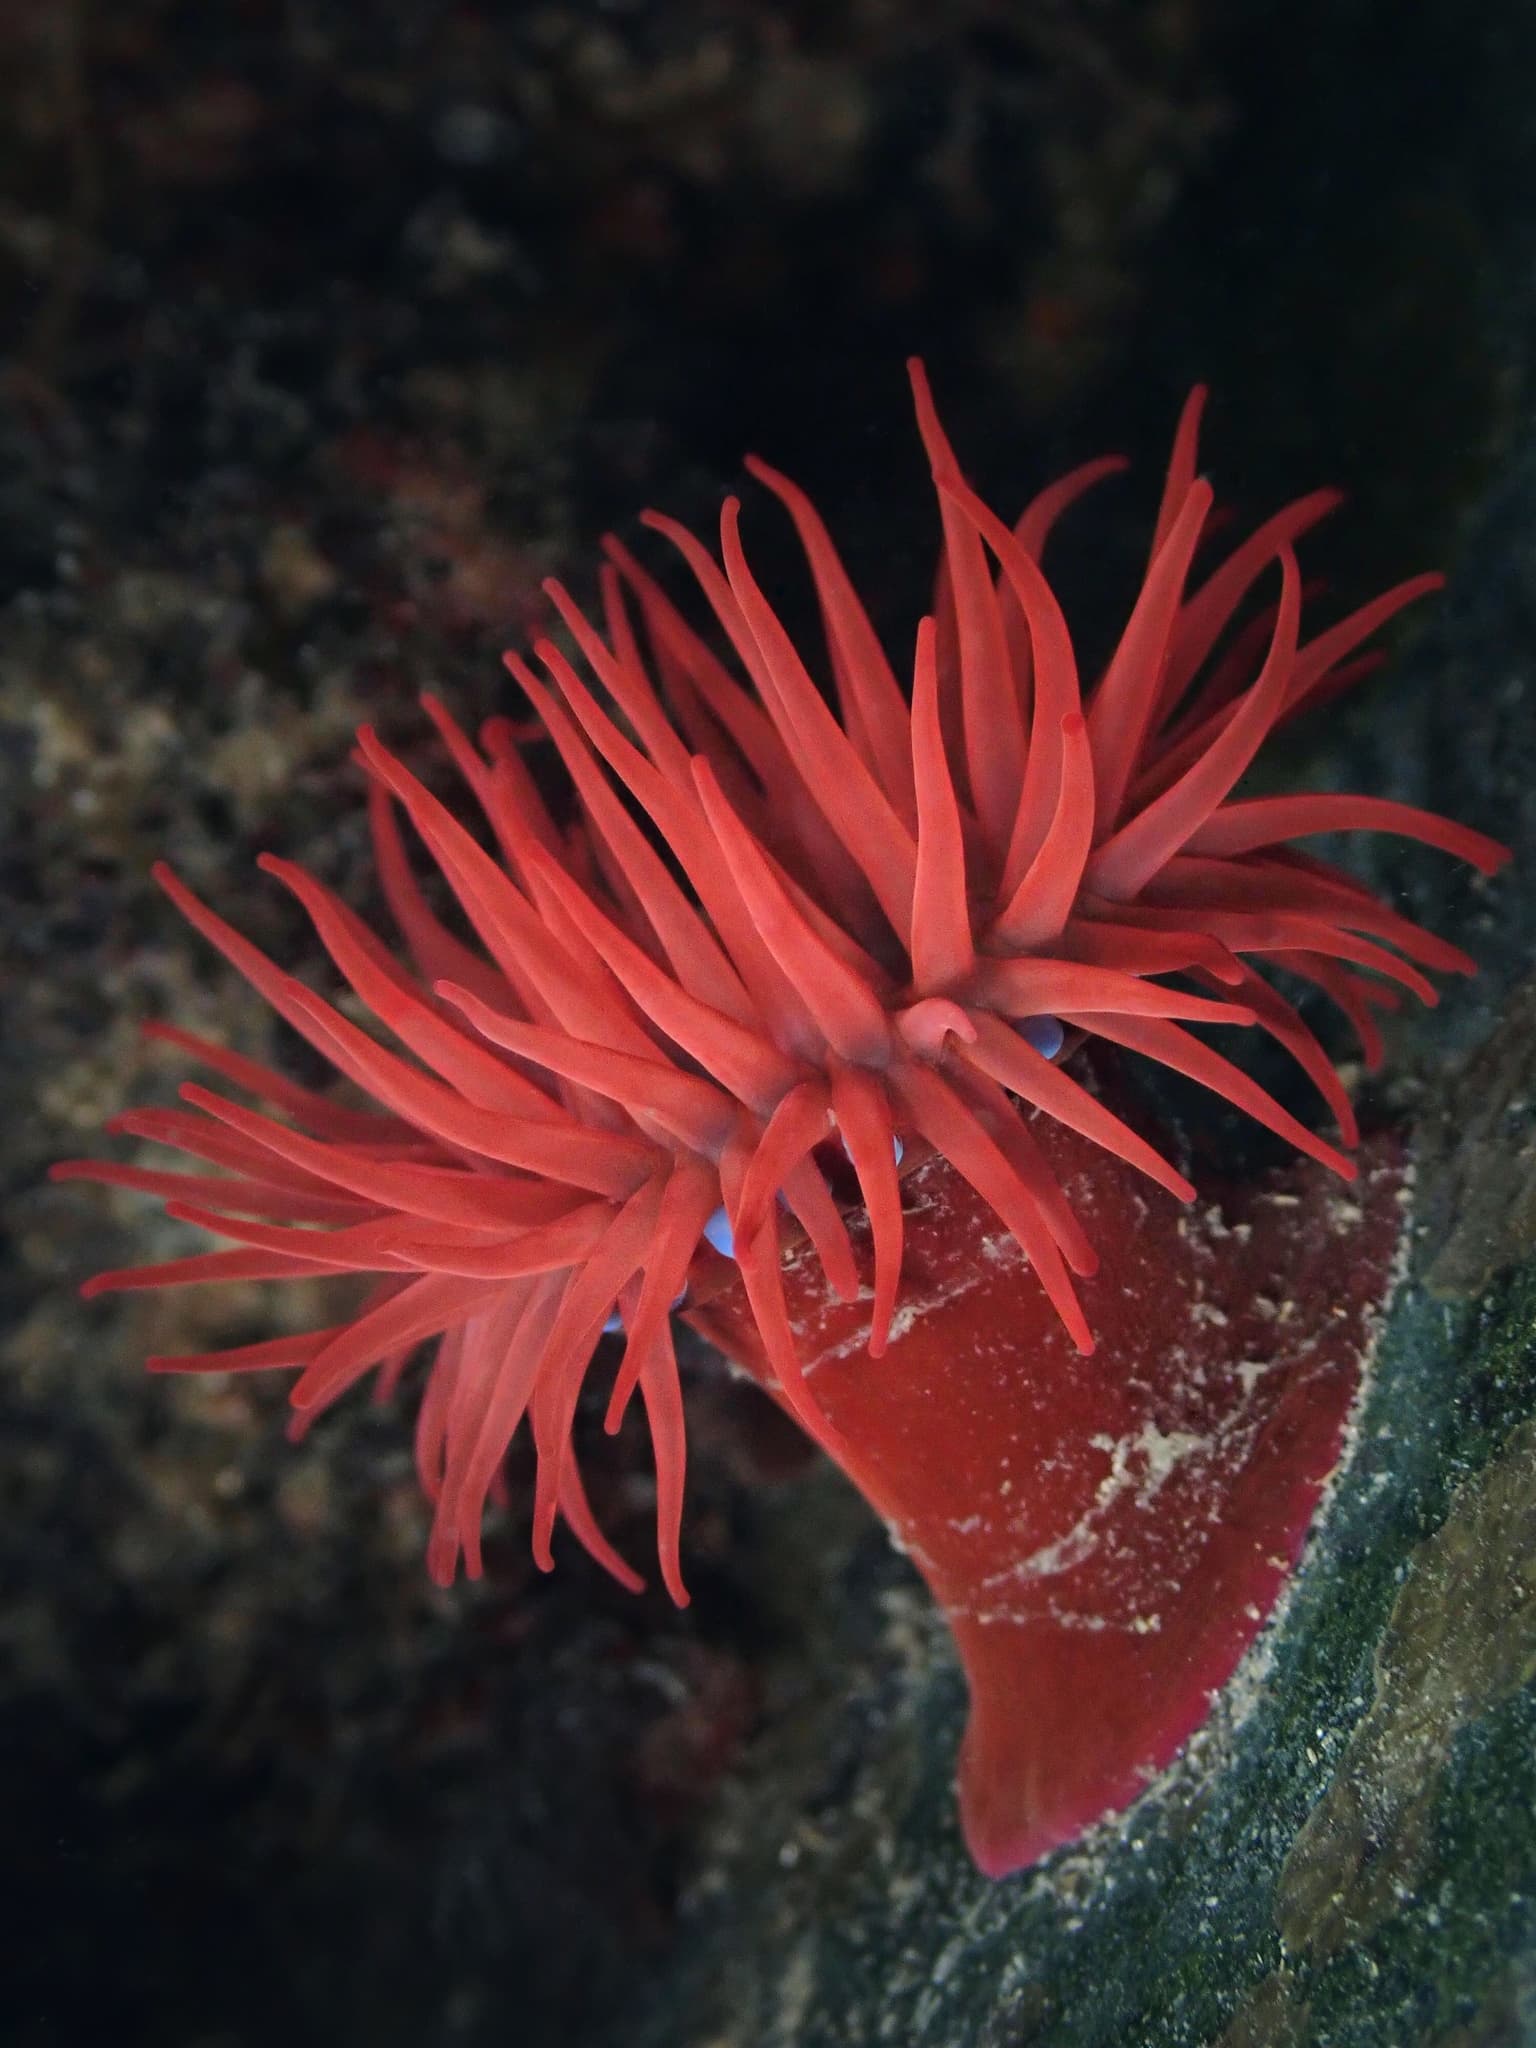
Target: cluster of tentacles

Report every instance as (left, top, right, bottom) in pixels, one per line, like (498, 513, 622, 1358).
(57, 362, 1508, 1601)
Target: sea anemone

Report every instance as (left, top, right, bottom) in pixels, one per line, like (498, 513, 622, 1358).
(57, 362, 1507, 1871)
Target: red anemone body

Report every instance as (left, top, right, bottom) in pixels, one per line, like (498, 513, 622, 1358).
(58, 364, 1506, 1873)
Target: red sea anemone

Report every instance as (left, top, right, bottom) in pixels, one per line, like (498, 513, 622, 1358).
(56, 362, 1507, 1875)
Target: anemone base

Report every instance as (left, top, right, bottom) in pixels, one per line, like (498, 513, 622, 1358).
(689, 1120, 1410, 1876)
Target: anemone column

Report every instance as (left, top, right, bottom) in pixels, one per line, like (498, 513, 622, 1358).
(689, 1119, 1409, 1875)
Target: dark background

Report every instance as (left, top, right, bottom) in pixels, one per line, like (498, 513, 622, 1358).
(3, 4, 1533, 2045)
